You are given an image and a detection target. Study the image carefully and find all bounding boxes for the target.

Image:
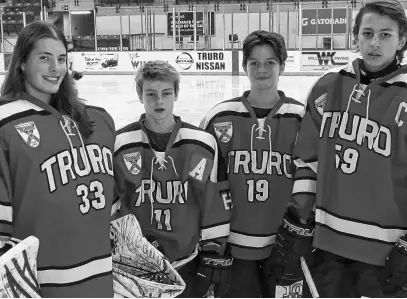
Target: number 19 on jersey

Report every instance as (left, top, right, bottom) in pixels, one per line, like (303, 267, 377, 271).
(247, 179, 269, 202)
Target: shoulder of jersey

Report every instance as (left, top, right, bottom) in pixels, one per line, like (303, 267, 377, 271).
(204, 96, 248, 123)
(283, 96, 304, 108)
(277, 96, 305, 119)
(116, 121, 142, 136)
(85, 104, 115, 132)
(0, 97, 45, 128)
(114, 121, 217, 156)
(177, 122, 217, 154)
(114, 121, 146, 154)
(306, 62, 351, 101)
(381, 65, 407, 87)
(315, 58, 359, 87)
(314, 59, 407, 89)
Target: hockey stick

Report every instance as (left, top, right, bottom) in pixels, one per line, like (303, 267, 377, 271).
(300, 256, 319, 298)
(203, 284, 215, 298)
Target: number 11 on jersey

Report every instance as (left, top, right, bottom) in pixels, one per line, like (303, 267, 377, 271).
(154, 209, 172, 231)
(247, 179, 269, 202)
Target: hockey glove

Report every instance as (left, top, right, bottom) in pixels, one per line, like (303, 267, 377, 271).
(197, 252, 233, 297)
(71, 71, 83, 81)
(264, 212, 314, 284)
(381, 235, 407, 297)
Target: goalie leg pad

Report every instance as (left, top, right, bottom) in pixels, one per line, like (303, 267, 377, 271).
(0, 236, 41, 298)
(110, 215, 186, 298)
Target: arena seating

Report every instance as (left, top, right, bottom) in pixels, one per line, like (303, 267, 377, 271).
(1, 0, 44, 35)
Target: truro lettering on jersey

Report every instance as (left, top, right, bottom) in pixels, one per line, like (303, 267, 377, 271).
(320, 111, 391, 157)
(134, 180, 188, 206)
(40, 144, 114, 193)
(226, 150, 292, 178)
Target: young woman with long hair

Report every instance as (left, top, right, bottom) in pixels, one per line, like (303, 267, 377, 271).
(0, 21, 115, 297)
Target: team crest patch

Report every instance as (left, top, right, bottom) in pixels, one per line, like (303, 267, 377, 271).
(213, 122, 233, 143)
(123, 152, 142, 175)
(314, 92, 327, 116)
(14, 121, 40, 148)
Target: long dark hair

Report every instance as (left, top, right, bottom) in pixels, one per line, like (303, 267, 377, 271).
(1, 21, 94, 138)
(353, 0, 407, 63)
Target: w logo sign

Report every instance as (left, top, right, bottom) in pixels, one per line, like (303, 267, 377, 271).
(0, 236, 41, 298)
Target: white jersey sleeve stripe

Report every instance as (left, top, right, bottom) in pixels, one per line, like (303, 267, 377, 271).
(209, 139, 219, 183)
(385, 73, 407, 84)
(0, 203, 12, 223)
(228, 231, 275, 248)
(293, 179, 316, 194)
(201, 223, 230, 241)
(316, 208, 407, 244)
(38, 255, 112, 286)
(201, 101, 248, 129)
(111, 199, 121, 216)
(0, 100, 43, 122)
(171, 245, 199, 270)
(174, 128, 216, 153)
(114, 130, 149, 153)
(276, 103, 305, 117)
(174, 127, 220, 182)
(294, 159, 318, 173)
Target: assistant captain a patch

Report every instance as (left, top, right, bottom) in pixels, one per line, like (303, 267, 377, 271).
(214, 122, 233, 143)
(14, 121, 40, 148)
(123, 152, 142, 175)
(189, 153, 213, 182)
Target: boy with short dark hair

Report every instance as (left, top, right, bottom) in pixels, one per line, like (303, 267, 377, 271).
(114, 60, 232, 297)
(269, 0, 407, 297)
(201, 30, 305, 297)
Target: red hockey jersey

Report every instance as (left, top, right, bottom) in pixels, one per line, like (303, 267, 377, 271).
(0, 93, 115, 297)
(114, 115, 231, 264)
(290, 59, 407, 266)
(201, 91, 304, 260)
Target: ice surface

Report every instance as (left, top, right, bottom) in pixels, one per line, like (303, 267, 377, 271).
(0, 74, 319, 129)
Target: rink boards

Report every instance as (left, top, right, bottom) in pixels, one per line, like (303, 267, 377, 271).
(0, 50, 363, 76)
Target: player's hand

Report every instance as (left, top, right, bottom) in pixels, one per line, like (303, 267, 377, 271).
(72, 71, 84, 81)
(264, 212, 314, 284)
(381, 235, 407, 297)
(197, 252, 233, 297)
